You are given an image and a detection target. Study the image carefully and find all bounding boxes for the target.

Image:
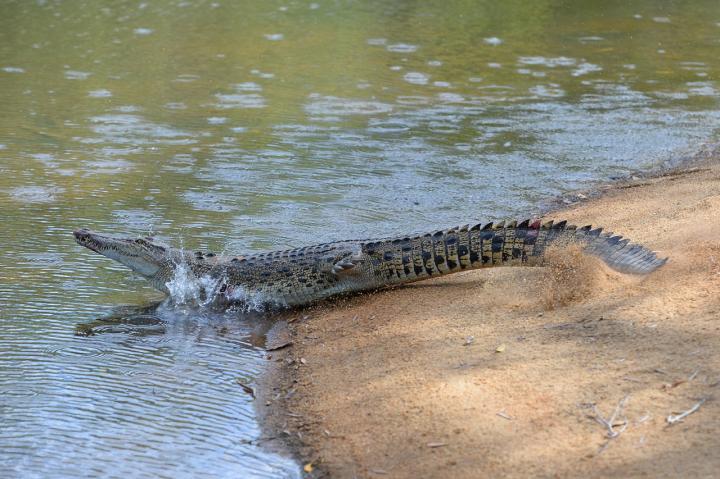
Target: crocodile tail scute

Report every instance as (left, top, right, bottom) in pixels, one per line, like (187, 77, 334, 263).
(569, 224, 667, 274)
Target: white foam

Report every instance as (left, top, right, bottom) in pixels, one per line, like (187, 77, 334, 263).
(164, 260, 272, 311)
(226, 285, 276, 312)
(165, 262, 224, 307)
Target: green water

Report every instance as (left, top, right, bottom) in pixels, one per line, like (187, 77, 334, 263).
(1, 0, 719, 477)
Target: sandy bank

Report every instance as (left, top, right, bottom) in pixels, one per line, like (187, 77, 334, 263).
(259, 158, 720, 478)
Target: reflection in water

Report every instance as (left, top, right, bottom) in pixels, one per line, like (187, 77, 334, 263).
(3, 301, 298, 478)
(74, 301, 169, 337)
(1, 0, 720, 477)
(75, 302, 275, 351)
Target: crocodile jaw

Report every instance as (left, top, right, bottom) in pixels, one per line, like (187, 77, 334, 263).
(73, 228, 171, 280)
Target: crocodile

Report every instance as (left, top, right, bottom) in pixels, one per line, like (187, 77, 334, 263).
(73, 219, 666, 308)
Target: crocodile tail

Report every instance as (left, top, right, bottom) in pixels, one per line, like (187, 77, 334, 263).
(463, 219, 667, 274)
(558, 221, 667, 274)
(363, 219, 666, 283)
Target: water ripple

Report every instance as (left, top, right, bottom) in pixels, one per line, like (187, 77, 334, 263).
(304, 94, 393, 117)
(84, 114, 196, 145)
(215, 93, 266, 109)
(0, 304, 299, 478)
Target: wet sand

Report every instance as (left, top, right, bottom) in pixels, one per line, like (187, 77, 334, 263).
(259, 156, 720, 478)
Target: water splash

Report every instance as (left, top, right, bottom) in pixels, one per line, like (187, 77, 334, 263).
(164, 261, 274, 312)
(225, 285, 276, 312)
(165, 262, 224, 307)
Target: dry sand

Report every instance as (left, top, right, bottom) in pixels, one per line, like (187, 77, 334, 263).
(259, 157, 720, 478)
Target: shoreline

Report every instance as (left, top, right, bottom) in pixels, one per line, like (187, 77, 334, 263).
(257, 153, 720, 478)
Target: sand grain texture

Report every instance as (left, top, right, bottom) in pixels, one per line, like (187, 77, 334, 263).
(261, 160, 720, 478)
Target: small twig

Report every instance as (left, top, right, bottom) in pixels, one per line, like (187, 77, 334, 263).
(588, 395, 630, 454)
(636, 413, 651, 424)
(666, 398, 707, 425)
(236, 379, 256, 399)
(592, 395, 630, 439)
(237, 379, 255, 399)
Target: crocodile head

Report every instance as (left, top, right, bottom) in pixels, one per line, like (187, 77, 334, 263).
(73, 229, 178, 289)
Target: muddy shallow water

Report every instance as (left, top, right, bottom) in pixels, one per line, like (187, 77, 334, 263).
(1, 0, 719, 477)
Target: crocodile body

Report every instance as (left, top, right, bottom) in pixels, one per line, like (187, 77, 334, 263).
(74, 219, 666, 308)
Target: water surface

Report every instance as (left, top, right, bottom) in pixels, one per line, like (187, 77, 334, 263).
(1, 0, 719, 477)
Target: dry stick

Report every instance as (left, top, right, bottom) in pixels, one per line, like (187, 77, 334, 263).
(592, 395, 630, 438)
(591, 395, 630, 453)
(666, 398, 707, 425)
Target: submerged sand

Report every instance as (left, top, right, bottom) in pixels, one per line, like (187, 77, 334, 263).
(259, 158, 720, 478)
